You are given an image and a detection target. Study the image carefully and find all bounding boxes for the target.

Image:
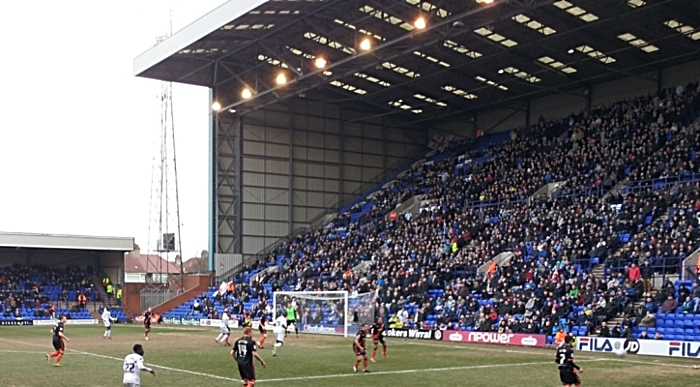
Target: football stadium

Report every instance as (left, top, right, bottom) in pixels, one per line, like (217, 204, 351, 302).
(3, 0, 700, 386)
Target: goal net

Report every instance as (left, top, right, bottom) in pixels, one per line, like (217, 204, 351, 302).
(273, 291, 377, 338)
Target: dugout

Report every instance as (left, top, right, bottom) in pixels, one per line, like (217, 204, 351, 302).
(134, 0, 700, 279)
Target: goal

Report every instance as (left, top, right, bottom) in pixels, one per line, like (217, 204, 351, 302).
(273, 291, 376, 338)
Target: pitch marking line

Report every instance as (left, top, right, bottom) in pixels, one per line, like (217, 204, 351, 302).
(0, 350, 48, 355)
(400, 341, 695, 369)
(0, 337, 579, 383)
(0, 337, 239, 382)
(256, 361, 563, 383)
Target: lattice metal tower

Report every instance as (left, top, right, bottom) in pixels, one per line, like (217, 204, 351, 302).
(144, 27, 184, 298)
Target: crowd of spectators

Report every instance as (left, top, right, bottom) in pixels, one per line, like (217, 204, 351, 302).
(221, 82, 700, 340)
(0, 263, 99, 319)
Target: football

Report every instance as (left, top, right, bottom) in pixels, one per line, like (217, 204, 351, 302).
(614, 348, 627, 357)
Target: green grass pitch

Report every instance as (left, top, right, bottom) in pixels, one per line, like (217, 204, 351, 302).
(0, 324, 696, 386)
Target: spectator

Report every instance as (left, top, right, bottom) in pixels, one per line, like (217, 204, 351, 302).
(628, 263, 641, 283)
(639, 310, 656, 327)
(681, 296, 695, 314)
(661, 295, 679, 313)
(77, 292, 87, 310)
(641, 260, 653, 296)
(639, 331, 650, 339)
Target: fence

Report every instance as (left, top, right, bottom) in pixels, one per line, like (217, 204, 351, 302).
(140, 287, 173, 310)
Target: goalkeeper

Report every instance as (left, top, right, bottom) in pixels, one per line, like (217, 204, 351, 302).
(285, 303, 299, 338)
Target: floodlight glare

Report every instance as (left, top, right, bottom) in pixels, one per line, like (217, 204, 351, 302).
(241, 89, 252, 99)
(211, 102, 221, 111)
(315, 57, 327, 68)
(276, 74, 287, 85)
(360, 38, 371, 51)
(415, 17, 426, 29)
(484, 0, 494, 3)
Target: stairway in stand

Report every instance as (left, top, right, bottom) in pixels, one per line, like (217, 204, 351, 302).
(591, 264, 605, 280)
(92, 275, 111, 306)
(90, 309, 103, 322)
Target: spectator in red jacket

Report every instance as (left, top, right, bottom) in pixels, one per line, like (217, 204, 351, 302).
(628, 263, 641, 283)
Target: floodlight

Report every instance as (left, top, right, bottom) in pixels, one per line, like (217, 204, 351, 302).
(360, 38, 371, 51)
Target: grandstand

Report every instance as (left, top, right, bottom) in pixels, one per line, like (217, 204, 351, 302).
(0, 232, 134, 323)
(135, 0, 700, 345)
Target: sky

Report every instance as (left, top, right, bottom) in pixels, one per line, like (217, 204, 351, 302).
(0, 0, 228, 259)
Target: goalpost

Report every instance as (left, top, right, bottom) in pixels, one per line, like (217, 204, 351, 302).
(273, 291, 376, 338)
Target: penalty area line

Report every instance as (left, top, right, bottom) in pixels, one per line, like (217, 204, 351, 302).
(256, 361, 560, 383)
(0, 350, 49, 355)
(400, 341, 695, 369)
(0, 337, 239, 382)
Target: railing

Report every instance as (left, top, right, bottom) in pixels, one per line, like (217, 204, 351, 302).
(682, 265, 699, 281)
(603, 256, 684, 284)
(551, 184, 609, 200)
(616, 173, 700, 196)
(463, 197, 527, 210)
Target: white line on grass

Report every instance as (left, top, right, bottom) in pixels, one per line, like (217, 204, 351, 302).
(0, 335, 692, 383)
(256, 361, 567, 383)
(0, 337, 576, 383)
(0, 337, 239, 382)
(399, 341, 695, 369)
(0, 350, 48, 355)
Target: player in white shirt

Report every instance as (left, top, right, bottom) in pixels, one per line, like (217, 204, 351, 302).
(215, 309, 231, 346)
(102, 306, 116, 339)
(123, 344, 155, 387)
(272, 315, 287, 356)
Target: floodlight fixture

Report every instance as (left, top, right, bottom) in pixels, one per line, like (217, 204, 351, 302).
(360, 38, 371, 51)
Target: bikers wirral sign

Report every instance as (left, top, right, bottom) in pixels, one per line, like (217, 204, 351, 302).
(383, 328, 442, 341)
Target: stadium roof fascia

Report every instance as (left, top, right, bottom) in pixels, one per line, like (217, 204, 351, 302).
(134, 0, 267, 77)
(0, 231, 135, 251)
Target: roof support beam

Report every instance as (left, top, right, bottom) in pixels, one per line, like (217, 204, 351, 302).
(224, 0, 540, 116)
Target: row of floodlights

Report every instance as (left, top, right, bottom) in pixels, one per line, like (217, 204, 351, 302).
(210, 1, 498, 111)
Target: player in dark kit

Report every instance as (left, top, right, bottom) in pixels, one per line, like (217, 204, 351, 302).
(258, 314, 268, 349)
(232, 327, 266, 387)
(352, 323, 371, 373)
(370, 318, 388, 363)
(555, 336, 583, 387)
(46, 315, 70, 367)
(143, 308, 152, 341)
